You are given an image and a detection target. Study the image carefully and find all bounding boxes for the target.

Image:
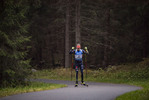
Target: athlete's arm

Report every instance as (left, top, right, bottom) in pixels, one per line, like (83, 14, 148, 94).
(69, 49, 75, 54)
(82, 49, 89, 54)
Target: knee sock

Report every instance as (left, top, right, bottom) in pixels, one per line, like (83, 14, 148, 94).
(76, 71, 78, 84)
(81, 69, 84, 83)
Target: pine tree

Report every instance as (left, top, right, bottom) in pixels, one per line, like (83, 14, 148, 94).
(65, 0, 70, 68)
(0, 0, 31, 87)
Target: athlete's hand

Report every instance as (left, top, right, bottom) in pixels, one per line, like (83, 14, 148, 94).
(85, 47, 87, 50)
(85, 47, 89, 54)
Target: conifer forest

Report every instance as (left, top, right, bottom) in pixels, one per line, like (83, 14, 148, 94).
(0, 0, 149, 87)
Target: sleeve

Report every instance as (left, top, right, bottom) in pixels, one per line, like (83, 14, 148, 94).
(69, 49, 75, 54)
(82, 49, 89, 54)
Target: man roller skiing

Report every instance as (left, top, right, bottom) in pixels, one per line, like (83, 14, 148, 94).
(69, 44, 89, 87)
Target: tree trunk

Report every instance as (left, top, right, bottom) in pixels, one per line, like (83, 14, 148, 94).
(103, 33, 108, 68)
(51, 49, 55, 67)
(143, 20, 149, 58)
(65, 0, 70, 68)
(102, 9, 111, 68)
(75, 0, 81, 46)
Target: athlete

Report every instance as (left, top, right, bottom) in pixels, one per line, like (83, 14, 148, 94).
(69, 44, 89, 87)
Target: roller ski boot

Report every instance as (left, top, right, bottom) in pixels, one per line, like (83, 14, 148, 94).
(81, 82, 88, 87)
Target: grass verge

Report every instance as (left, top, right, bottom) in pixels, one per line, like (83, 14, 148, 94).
(0, 82, 66, 98)
(115, 81, 149, 100)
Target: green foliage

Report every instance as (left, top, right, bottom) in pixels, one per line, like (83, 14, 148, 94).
(87, 58, 149, 81)
(0, 0, 31, 87)
(116, 81, 149, 100)
(31, 58, 149, 82)
(30, 68, 75, 80)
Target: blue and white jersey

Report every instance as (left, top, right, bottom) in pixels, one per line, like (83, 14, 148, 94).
(75, 49, 83, 61)
(69, 48, 89, 62)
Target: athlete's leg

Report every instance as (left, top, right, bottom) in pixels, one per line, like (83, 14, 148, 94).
(80, 64, 84, 83)
(75, 64, 79, 84)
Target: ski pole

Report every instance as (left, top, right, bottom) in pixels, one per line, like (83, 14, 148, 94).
(71, 47, 74, 81)
(85, 47, 88, 79)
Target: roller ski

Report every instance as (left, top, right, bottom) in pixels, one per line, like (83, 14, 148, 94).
(81, 82, 88, 87)
(75, 83, 78, 87)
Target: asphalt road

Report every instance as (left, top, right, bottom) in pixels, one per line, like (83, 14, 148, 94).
(0, 79, 141, 100)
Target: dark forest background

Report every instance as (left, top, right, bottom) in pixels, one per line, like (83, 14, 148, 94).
(0, 0, 149, 87)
